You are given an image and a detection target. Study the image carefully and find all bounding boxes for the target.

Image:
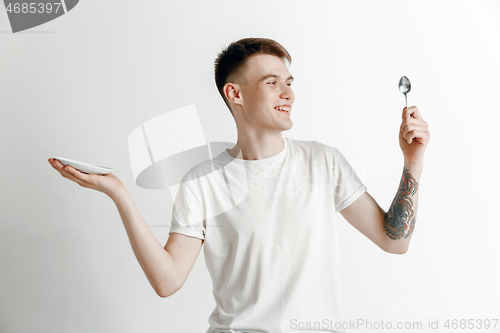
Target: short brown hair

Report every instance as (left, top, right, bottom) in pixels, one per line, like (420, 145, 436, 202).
(214, 38, 292, 114)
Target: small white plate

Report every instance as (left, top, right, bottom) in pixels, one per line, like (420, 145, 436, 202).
(53, 157, 114, 175)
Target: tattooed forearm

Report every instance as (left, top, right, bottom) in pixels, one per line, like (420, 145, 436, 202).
(384, 167, 418, 240)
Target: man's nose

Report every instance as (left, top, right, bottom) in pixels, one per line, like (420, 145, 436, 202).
(280, 85, 294, 101)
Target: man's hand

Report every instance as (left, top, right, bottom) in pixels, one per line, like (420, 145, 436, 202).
(48, 158, 125, 198)
(399, 106, 430, 165)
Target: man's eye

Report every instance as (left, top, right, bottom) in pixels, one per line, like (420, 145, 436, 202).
(287, 83, 292, 86)
(269, 81, 276, 85)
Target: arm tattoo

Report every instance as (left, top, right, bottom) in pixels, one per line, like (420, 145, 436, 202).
(384, 167, 418, 240)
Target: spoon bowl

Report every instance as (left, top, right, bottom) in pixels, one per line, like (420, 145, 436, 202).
(398, 76, 411, 107)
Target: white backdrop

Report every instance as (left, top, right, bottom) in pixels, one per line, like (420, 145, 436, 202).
(1, 1, 499, 332)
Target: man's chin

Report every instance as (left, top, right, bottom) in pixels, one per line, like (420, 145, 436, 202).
(280, 121, 293, 131)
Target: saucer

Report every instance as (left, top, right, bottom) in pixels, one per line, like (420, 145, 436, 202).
(52, 157, 114, 175)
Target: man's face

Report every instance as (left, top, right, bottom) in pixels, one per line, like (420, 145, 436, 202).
(236, 54, 295, 132)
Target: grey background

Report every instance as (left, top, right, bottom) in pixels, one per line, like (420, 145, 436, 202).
(1, 1, 499, 332)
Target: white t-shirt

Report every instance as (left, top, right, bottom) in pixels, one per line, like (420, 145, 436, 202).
(169, 137, 367, 333)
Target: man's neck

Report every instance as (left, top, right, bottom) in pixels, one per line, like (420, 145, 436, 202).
(227, 132, 285, 161)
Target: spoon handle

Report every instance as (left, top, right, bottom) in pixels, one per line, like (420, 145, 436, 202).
(405, 94, 408, 108)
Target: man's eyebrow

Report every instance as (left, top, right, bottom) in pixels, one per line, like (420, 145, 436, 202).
(259, 74, 294, 82)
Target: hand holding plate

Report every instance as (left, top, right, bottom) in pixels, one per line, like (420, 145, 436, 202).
(48, 158, 125, 198)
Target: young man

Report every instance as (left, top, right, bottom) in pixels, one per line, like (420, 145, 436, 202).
(48, 38, 430, 332)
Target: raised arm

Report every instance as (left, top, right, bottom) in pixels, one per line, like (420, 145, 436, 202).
(383, 163, 421, 251)
(48, 158, 203, 297)
(339, 106, 430, 254)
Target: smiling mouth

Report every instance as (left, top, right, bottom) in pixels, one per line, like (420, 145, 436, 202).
(274, 106, 290, 113)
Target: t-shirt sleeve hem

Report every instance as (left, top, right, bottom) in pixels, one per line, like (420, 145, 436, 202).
(168, 227, 205, 240)
(335, 184, 367, 213)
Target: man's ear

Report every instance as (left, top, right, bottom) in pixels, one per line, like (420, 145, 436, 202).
(224, 83, 243, 107)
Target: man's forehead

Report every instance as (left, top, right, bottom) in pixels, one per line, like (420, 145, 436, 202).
(245, 54, 292, 80)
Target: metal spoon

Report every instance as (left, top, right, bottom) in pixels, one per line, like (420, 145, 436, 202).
(398, 76, 411, 108)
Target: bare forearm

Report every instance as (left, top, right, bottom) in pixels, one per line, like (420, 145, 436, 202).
(383, 160, 422, 253)
(110, 188, 178, 296)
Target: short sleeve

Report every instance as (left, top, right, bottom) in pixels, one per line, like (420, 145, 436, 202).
(169, 182, 206, 240)
(331, 148, 368, 213)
